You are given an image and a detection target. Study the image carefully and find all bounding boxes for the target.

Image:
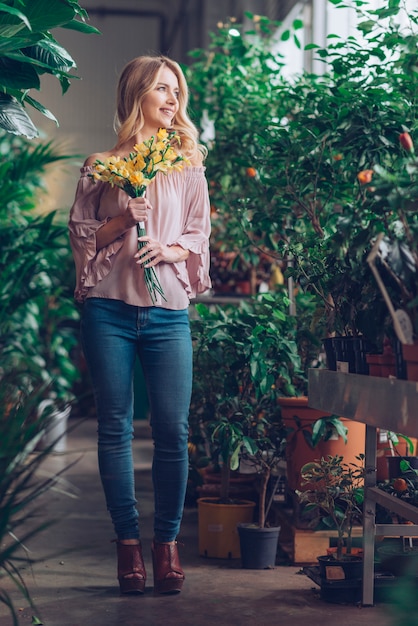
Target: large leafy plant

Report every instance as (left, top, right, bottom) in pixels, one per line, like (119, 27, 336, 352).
(187, 1, 418, 346)
(250, 0, 418, 342)
(0, 3, 94, 620)
(0, 0, 99, 138)
(185, 14, 299, 292)
(189, 291, 303, 517)
(0, 132, 81, 621)
(0, 132, 79, 401)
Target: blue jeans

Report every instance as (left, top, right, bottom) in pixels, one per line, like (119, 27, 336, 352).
(81, 298, 192, 542)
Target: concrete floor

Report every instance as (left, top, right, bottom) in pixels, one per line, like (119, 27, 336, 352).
(0, 418, 403, 626)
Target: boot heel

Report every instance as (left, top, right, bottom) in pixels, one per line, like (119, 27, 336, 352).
(152, 541, 185, 594)
(116, 541, 146, 595)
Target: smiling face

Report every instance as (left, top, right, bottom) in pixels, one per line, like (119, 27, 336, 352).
(141, 65, 180, 135)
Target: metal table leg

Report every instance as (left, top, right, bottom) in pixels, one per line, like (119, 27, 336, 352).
(362, 423, 377, 606)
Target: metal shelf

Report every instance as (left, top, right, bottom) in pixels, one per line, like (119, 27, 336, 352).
(308, 370, 418, 437)
(308, 370, 418, 607)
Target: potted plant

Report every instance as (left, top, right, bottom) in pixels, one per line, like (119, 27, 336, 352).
(190, 291, 303, 558)
(297, 454, 365, 602)
(235, 411, 286, 569)
(281, 402, 365, 499)
(297, 454, 365, 561)
(31, 284, 81, 452)
(376, 430, 417, 482)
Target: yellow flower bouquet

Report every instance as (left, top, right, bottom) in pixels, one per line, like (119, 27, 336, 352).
(89, 128, 190, 303)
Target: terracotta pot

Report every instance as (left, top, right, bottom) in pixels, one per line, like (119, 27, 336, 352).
(279, 396, 365, 493)
(376, 430, 418, 481)
(387, 455, 418, 480)
(365, 353, 396, 378)
(402, 342, 418, 382)
(326, 546, 363, 557)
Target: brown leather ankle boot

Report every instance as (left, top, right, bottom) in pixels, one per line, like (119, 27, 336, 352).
(151, 541, 185, 594)
(116, 541, 146, 594)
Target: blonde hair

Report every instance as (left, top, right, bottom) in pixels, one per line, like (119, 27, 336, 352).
(114, 55, 206, 162)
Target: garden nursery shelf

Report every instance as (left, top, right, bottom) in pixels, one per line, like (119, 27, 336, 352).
(308, 369, 418, 606)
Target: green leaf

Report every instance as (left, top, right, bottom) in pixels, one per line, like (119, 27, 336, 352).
(0, 32, 42, 54)
(61, 18, 101, 35)
(0, 3, 31, 31)
(19, 0, 77, 32)
(230, 445, 241, 471)
(0, 93, 38, 138)
(24, 94, 58, 124)
(23, 39, 76, 73)
(0, 56, 40, 89)
(242, 436, 258, 456)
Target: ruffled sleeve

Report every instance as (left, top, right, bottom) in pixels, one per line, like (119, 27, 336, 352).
(169, 167, 212, 298)
(68, 166, 124, 302)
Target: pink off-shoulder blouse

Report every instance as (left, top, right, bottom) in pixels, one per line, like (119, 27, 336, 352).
(68, 165, 212, 309)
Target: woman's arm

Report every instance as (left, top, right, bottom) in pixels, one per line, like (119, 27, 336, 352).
(96, 196, 152, 250)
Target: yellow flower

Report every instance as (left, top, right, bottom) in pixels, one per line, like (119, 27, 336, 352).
(130, 171, 147, 186)
(88, 128, 189, 304)
(157, 128, 169, 141)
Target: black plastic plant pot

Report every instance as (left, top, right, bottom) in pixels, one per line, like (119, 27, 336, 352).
(237, 523, 280, 569)
(317, 554, 363, 582)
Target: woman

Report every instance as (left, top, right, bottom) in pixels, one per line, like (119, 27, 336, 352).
(69, 55, 211, 595)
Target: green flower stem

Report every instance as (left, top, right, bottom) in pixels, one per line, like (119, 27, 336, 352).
(137, 222, 167, 304)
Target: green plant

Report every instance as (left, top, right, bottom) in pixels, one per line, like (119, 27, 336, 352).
(255, 3, 417, 340)
(185, 13, 298, 295)
(378, 459, 418, 515)
(0, 0, 99, 138)
(0, 373, 77, 625)
(187, 2, 418, 348)
(190, 291, 302, 513)
(0, 132, 82, 619)
(362, 131, 418, 341)
(286, 413, 348, 449)
(0, 133, 81, 402)
(0, 4, 92, 620)
(297, 454, 365, 560)
(384, 431, 416, 457)
(237, 412, 286, 528)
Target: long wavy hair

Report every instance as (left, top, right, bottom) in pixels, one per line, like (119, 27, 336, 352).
(114, 55, 206, 162)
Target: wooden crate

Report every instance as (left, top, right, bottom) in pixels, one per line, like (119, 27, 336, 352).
(274, 504, 363, 565)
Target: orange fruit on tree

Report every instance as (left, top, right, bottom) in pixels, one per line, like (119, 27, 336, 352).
(393, 478, 408, 493)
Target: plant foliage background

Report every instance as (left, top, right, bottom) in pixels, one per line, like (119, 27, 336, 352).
(0, 2, 97, 622)
(186, 0, 418, 346)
